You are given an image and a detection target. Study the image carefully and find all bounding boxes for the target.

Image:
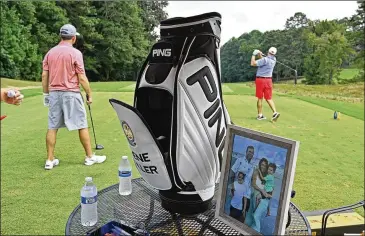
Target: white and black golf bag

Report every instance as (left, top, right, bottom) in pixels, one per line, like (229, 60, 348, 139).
(110, 12, 231, 215)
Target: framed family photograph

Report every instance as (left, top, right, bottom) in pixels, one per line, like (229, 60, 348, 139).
(215, 124, 299, 236)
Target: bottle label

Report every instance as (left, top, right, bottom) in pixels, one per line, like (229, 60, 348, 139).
(119, 170, 131, 177)
(81, 196, 97, 204)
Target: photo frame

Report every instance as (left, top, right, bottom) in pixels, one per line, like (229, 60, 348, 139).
(215, 124, 299, 236)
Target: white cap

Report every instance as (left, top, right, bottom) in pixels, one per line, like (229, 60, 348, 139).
(85, 177, 93, 182)
(60, 24, 80, 37)
(268, 47, 277, 55)
(122, 156, 128, 160)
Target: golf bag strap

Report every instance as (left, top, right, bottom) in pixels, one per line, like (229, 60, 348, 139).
(169, 36, 197, 190)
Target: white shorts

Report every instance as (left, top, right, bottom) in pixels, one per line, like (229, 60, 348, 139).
(48, 91, 88, 131)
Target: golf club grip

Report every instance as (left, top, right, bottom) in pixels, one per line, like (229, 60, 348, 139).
(86, 94, 90, 103)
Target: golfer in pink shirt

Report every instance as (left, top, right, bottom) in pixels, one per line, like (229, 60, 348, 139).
(42, 24, 106, 170)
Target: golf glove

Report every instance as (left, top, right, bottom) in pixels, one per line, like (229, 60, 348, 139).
(43, 93, 50, 107)
(253, 49, 261, 56)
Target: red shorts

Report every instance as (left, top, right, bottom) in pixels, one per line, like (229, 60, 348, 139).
(255, 77, 273, 100)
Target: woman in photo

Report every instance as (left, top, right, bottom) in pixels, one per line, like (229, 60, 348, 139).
(251, 162, 276, 232)
(244, 158, 270, 229)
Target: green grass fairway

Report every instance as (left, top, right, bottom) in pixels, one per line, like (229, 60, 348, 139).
(1, 77, 41, 88)
(339, 68, 362, 80)
(1, 81, 364, 235)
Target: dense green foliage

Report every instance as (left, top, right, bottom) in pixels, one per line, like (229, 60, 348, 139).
(0, 1, 168, 81)
(1, 1, 363, 84)
(221, 2, 364, 84)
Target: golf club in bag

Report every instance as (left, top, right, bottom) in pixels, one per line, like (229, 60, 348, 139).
(262, 53, 298, 84)
(109, 12, 231, 215)
(86, 94, 104, 150)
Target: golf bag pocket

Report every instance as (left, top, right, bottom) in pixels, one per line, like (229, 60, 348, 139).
(109, 99, 172, 190)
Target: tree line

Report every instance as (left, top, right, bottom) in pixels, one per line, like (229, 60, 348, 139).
(1, 1, 363, 85)
(221, 1, 364, 84)
(0, 1, 168, 82)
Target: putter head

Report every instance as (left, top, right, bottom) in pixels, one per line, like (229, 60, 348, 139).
(96, 144, 104, 150)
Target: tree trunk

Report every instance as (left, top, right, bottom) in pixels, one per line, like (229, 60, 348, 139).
(104, 68, 110, 81)
(295, 65, 297, 85)
(329, 69, 333, 85)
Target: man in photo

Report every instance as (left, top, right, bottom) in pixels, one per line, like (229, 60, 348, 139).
(230, 146, 255, 220)
(229, 172, 248, 221)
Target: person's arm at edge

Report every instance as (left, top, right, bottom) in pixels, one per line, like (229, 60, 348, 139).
(1, 88, 6, 102)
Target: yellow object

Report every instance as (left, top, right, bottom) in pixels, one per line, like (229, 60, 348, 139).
(307, 212, 364, 229)
(337, 112, 341, 120)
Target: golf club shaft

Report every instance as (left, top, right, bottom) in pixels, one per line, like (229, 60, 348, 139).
(86, 94, 98, 148)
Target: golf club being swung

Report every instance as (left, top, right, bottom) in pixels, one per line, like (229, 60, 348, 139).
(262, 53, 298, 84)
(86, 94, 104, 150)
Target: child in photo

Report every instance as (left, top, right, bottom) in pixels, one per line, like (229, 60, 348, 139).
(229, 172, 249, 221)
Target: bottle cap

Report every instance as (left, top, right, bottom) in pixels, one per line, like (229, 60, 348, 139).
(122, 156, 128, 160)
(85, 177, 93, 182)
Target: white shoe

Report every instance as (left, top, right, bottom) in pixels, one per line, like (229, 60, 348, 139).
(257, 115, 266, 120)
(45, 158, 60, 170)
(85, 153, 106, 166)
(272, 112, 280, 122)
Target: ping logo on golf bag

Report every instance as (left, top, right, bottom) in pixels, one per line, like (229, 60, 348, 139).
(187, 66, 226, 166)
(153, 48, 171, 57)
(121, 121, 136, 147)
(149, 41, 175, 65)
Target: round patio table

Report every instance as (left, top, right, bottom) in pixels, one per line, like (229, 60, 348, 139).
(65, 178, 311, 235)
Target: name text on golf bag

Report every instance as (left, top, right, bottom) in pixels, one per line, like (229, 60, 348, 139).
(132, 151, 159, 174)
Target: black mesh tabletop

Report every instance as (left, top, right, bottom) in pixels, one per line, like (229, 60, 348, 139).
(65, 178, 311, 236)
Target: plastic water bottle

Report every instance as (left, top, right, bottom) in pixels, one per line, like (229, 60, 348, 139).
(119, 156, 132, 195)
(81, 177, 98, 226)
